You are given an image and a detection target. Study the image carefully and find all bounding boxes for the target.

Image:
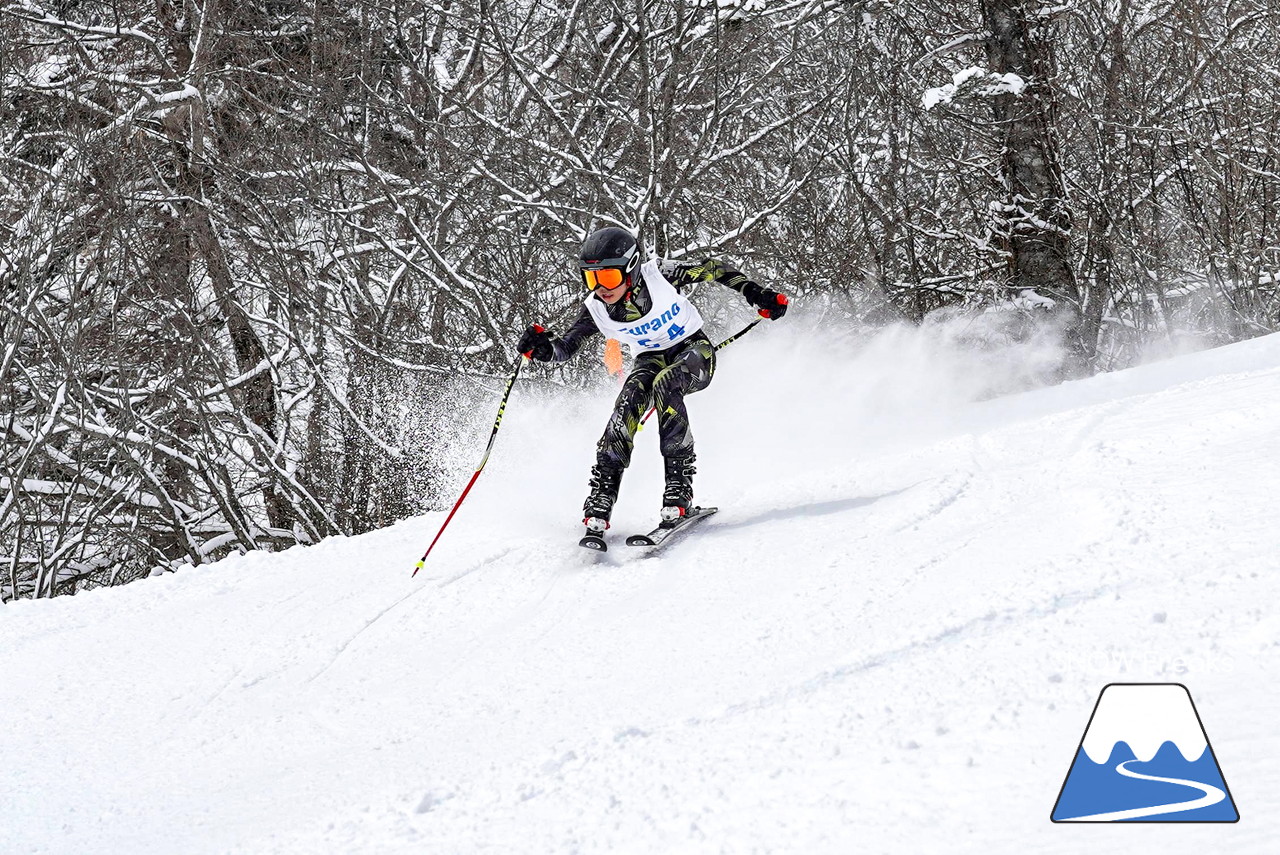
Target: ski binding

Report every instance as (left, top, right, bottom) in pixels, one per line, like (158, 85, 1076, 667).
(626, 506, 717, 548)
(579, 518, 610, 552)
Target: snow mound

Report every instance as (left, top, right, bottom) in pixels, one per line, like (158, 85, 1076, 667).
(4, 328, 1280, 853)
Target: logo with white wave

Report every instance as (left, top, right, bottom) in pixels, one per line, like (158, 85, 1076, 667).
(1051, 683, 1239, 822)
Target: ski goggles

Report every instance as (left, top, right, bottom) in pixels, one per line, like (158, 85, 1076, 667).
(580, 249, 638, 291)
(582, 267, 627, 291)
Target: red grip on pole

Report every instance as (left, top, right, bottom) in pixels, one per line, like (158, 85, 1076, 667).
(522, 324, 546, 358)
(759, 293, 787, 319)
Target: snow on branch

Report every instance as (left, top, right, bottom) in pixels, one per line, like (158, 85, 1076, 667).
(923, 67, 1027, 110)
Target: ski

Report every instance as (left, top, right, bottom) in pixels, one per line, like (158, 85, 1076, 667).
(626, 506, 717, 548)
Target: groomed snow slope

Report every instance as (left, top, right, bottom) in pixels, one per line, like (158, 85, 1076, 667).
(4, 324, 1280, 853)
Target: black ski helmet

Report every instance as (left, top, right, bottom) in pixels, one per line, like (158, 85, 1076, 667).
(578, 227, 639, 274)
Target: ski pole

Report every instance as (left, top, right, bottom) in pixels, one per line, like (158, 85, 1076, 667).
(639, 317, 764, 428)
(412, 342, 534, 576)
(712, 317, 763, 352)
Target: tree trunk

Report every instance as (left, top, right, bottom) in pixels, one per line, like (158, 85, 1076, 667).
(983, 0, 1085, 371)
(178, 2, 294, 535)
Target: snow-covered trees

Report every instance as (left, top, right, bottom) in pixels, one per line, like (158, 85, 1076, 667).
(2, 0, 1278, 597)
(921, 0, 1280, 363)
(980, 0, 1079, 362)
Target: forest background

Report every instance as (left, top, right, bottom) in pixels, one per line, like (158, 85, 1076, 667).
(2, 0, 1276, 599)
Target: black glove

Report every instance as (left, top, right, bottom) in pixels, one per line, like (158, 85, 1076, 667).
(753, 289, 789, 320)
(518, 324, 555, 361)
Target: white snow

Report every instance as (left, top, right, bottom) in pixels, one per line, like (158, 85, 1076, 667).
(151, 83, 202, 104)
(4, 320, 1280, 853)
(25, 54, 71, 87)
(924, 67, 1028, 110)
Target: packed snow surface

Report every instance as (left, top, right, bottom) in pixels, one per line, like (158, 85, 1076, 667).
(4, 322, 1280, 853)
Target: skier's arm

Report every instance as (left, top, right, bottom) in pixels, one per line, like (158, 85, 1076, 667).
(667, 258, 789, 319)
(549, 307, 600, 361)
(520, 307, 599, 362)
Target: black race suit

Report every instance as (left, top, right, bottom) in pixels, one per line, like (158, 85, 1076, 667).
(544, 258, 768, 471)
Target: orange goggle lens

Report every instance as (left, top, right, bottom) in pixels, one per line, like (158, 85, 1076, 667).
(584, 268, 625, 291)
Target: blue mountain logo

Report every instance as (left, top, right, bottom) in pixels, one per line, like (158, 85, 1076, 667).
(1052, 683, 1239, 822)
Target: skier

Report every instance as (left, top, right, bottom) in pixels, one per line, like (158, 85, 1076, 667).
(517, 227, 788, 540)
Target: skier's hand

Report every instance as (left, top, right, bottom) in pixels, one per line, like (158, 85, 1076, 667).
(518, 324, 555, 361)
(755, 290, 789, 320)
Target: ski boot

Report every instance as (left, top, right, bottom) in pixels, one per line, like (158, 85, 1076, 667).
(660, 452, 696, 526)
(580, 464, 622, 551)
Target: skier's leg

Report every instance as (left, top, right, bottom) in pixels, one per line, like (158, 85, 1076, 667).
(652, 335, 716, 514)
(598, 355, 663, 469)
(652, 335, 715, 459)
(583, 355, 661, 524)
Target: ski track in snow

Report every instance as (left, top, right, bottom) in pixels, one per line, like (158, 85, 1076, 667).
(5, 329, 1280, 853)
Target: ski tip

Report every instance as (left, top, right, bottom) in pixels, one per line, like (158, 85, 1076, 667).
(579, 535, 608, 552)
